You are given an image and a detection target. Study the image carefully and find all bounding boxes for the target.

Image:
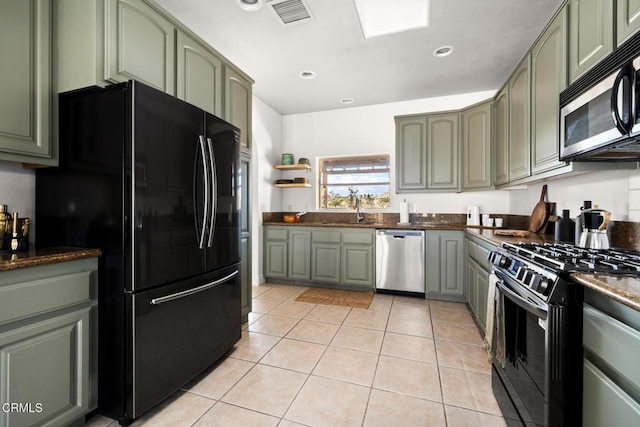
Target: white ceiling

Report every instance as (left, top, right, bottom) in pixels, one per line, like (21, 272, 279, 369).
(155, 0, 564, 115)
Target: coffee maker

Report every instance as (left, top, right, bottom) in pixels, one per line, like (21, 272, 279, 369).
(578, 206, 611, 249)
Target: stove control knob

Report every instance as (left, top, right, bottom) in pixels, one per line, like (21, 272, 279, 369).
(530, 274, 542, 291)
(516, 267, 528, 281)
(498, 256, 509, 268)
(538, 277, 550, 294)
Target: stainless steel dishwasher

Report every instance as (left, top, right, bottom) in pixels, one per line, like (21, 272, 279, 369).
(375, 229, 425, 294)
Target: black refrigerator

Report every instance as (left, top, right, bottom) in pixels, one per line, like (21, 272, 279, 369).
(36, 81, 241, 424)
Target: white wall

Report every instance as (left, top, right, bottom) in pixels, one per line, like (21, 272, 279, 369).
(0, 162, 35, 241)
(280, 91, 512, 216)
(509, 168, 636, 221)
(252, 95, 284, 283)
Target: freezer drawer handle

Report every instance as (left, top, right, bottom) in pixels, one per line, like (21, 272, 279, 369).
(150, 270, 239, 305)
(207, 137, 217, 248)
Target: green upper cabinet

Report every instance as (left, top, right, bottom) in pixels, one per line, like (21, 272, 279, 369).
(396, 116, 428, 192)
(225, 67, 253, 153)
(568, 0, 613, 83)
(105, 0, 176, 94)
(508, 56, 531, 181)
(176, 31, 223, 116)
(0, 0, 53, 164)
(427, 113, 460, 191)
(617, 0, 640, 45)
(531, 7, 567, 174)
(493, 87, 509, 185)
(462, 101, 492, 190)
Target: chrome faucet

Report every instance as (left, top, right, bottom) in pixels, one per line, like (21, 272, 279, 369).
(355, 197, 364, 223)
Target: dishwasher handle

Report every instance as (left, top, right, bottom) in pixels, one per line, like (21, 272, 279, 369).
(376, 229, 424, 238)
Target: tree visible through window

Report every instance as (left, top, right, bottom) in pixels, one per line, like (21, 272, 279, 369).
(319, 155, 390, 209)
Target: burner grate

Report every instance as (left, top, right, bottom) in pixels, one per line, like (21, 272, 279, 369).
(502, 242, 640, 275)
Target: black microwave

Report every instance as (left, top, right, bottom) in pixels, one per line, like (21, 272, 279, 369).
(560, 38, 640, 161)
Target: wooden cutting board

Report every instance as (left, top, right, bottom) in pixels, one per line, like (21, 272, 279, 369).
(494, 229, 530, 237)
(528, 184, 550, 232)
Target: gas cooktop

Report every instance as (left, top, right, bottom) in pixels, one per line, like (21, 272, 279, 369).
(502, 242, 640, 275)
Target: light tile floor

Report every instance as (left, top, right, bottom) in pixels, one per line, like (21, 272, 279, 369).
(87, 284, 511, 427)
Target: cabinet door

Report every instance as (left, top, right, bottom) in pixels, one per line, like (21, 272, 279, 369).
(105, 0, 175, 94)
(427, 114, 460, 190)
(312, 244, 341, 284)
(0, 0, 52, 162)
(467, 256, 479, 315)
(532, 8, 567, 174)
(240, 156, 251, 316)
(508, 57, 531, 181)
(426, 231, 464, 297)
(176, 31, 223, 116)
(289, 230, 311, 280)
(225, 68, 252, 153)
(396, 116, 428, 192)
(568, 0, 613, 83)
(341, 245, 374, 288)
(617, 0, 640, 45)
(462, 102, 492, 190)
(0, 308, 90, 427)
(493, 87, 509, 185)
(265, 241, 288, 278)
(476, 265, 489, 332)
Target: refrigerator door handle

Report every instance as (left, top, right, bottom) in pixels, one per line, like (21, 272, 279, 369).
(150, 270, 239, 305)
(207, 137, 217, 248)
(198, 135, 210, 249)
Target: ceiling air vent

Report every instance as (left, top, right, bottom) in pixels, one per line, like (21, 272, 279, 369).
(267, 0, 315, 27)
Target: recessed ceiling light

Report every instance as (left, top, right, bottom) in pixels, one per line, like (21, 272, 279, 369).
(433, 46, 454, 57)
(299, 71, 316, 79)
(340, 98, 354, 105)
(236, 0, 263, 12)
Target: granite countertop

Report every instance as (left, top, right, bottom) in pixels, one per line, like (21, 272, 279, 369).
(262, 220, 472, 230)
(572, 273, 640, 311)
(0, 246, 102, 272)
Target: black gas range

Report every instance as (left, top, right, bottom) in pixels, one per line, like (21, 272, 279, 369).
(488, 242, 640, 427)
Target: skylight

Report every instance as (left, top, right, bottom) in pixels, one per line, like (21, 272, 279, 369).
(353, 0, 430, 39)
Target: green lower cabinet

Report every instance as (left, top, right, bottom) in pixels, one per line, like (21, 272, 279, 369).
(466, 257, 488, 332)
(341, 245, 374, 287)
(265, 241, 288, 279)
(426, 231, 464, 301)
(0, 258, 98, 427)
(0, 308, 90, 427)
(241, 235, 251, 317)
(582, 291, 640, 426)
(289, 230, 311, 280)
(311, 244, 341, 284)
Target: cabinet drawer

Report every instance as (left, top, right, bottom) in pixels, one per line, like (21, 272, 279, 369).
(475, 245, 491, 271)
(466, 239, 477, 260)
(342, 230, 374, 245)
(583, 304, 640, 389)
(265, 227, 288, 241)
(583, 359, 640, 427)
(0, 271, 92, 326)
(312, 230, 341, 244)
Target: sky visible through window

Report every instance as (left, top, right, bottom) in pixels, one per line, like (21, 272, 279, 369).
(320, 155, 390, 209)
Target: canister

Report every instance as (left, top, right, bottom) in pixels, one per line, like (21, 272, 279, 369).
(282, 153, 294, 165)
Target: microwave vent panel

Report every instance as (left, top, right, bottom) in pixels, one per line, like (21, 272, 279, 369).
(267, 0, 315, 27)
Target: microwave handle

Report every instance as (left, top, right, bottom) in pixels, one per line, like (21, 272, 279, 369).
(611, 63, 635, 134)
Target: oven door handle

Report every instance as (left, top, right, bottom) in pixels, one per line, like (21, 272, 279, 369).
(611, 62, 635, 134)
(496, 280, 547, 320)
(150, 270, 239, 305)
